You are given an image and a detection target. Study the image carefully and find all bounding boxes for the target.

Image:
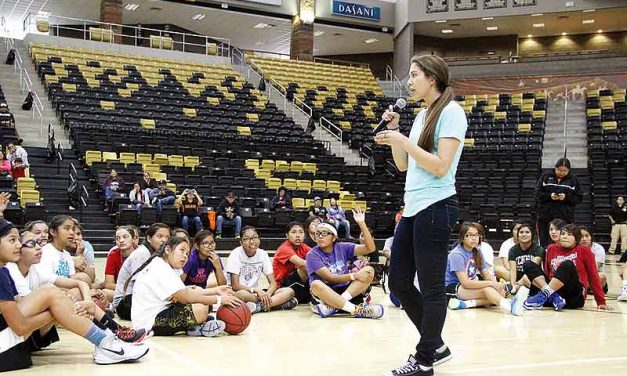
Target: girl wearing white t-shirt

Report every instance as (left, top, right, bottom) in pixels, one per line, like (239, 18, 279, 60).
(227, 226, 297, 314)
(38, 216, 90, 284)
(579, 226, 607, 292)
(130, 236, 242, 336)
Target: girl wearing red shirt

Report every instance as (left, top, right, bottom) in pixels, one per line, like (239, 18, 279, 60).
(522, 224, 612, 311)
(273, 222, 312, 303)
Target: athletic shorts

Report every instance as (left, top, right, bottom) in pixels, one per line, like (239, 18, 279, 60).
(445, 284, 461, 300)
(27, 325, 60, 352)
(280, 270, 311, 304)
(310, 283, 369, 306)
(114, 294, 132, 321)
(0, 324, 31, 372)
(153, 303, 198, 336)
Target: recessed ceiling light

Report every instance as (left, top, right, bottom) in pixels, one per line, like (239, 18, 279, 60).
(582, 19, 595, 24)
(482, 17, 494, 20)
(486, 26, 498, 31)
(597, 29, 603, 33)
(313, 31, 324, 36)
(533, 23, 545, 28)
(527, 34, 533, 38)
(364, 38, 379, 44)
(441, 29, 453, 34)
(562, 32, 567, 36)
(531, 13, 543, 17)
(253, 23, 271, 29)
(191, 13, 206, 20)
(583, 9, 596, 13)
(124, 4, 139, 11)
(435, 20, 447, 23)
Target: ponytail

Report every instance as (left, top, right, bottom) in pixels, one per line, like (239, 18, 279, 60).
(472, 248, 484, 271)
(123, 236, 189, 292)
(418, 86, 453, 152)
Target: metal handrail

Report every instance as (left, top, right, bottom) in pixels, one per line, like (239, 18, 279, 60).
(319, 116, 343, 152)
(23, 13, 231, 57)
(313, 56, 369, 68)
(385, 65, 393, 82)
(563, 86, 568, 158)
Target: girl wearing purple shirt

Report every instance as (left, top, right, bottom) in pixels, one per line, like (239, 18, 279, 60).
(305, 207, 384, 319)
(181, 230, 227, 289)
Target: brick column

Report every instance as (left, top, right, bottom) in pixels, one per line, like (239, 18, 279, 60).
(100, 0, 123, 43)
(290, 0, 314, 61)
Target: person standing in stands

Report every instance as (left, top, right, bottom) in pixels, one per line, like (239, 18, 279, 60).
(374, 55, 467, 376)
(180, 189, 203, 235)
(6, 142, 28, 180)
(327, 197, 352, 239)
(0, 151, 11, 177)
(0, 103, 15, 127)
(535, 158, 582, 247)
(216, 191, 242, 239)
(308, 196, 328, 218)
(609, 196, 627, 255)
(270, 186, 292, 211)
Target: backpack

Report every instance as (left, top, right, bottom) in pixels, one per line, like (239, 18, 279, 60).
(206, 210, 216, 231)
(22, 92, 33, 111)
(5, 49, 15, 65)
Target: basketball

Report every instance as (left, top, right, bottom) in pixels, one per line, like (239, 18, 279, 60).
(216, 304, 251, 335)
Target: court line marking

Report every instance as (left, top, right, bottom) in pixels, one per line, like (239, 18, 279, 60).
(445, 356, 627, 373)
(149, 340, 219, 376)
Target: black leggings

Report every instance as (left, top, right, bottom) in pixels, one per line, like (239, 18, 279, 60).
(523, 260, 585, 309)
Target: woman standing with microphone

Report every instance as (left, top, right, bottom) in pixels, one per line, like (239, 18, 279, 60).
(375, 55, 467, 376)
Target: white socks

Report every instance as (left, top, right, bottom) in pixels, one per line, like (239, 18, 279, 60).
(499, 298, 512, 312)
(464, 299, 478, 308)
(342, 301, 356, 313)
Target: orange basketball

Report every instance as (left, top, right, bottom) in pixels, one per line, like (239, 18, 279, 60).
(216, 304, 251, 335)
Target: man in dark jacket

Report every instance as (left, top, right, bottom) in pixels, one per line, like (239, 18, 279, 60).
(216, 191, 242, 238)
(535, 158, 582, 247)
(150, 179, 176, 214)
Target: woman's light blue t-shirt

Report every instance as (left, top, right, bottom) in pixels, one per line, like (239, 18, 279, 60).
(403, 101, 468, 218)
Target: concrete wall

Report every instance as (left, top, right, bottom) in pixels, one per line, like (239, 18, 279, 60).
(519, 31, 627, 56)
(315, 52, 393, 79)
(23, 33, 231, 66)
(414, 34, 518, 58)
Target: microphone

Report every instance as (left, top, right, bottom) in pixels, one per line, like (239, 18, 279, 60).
(373, 98, 407, 135)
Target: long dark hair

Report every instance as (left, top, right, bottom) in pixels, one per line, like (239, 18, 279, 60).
(48, 215, 74, 242)
(516, 223, 537, 248)
(411, 55, 453, 152)
(458, 221, 484, 270)
(193, 230, 214, 248)
(143, 223, 170, 252)
(124, 236, 189, 292)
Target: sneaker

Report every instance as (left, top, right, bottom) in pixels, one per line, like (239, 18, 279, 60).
(548, 292, 566, 311)
(447, 298, 467, 310)
(384, 355, 433, 376)
(315, 303, 338, 318)
(352, 303, 384, 319)
(523, 292, 548, 310)
(235, 235, 241, 240)
(246, 301, 264, 314)
(433, 346, 452, 366)
(277, 297, 298, 310)
(215, 234, 222, 239)
(93, 333, 150, 365)
(510, 286, 529, 316)
(186, 320, 226, 337)
(617, 288, 627, 302)
(115, 326, 149, 343)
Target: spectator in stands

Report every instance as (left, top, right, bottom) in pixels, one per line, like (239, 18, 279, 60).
(507, 223, 544, 294)
(270, 186, 292, 211)
(327, 197, 352, 239)
(129, 182, 150, 217)
(609, 196, 627, 255)
(579, 226, 607, 292)
(303, 215, 322, 248)
(445, 222, 528, 315)
(308, 196, 327, 218)
(0, 151, 11, 176)
(306, 208, 384, 319)
(66, 220, 96, 284)
(139, 171, 157, 192)
(180, 189, 204, 235)
(181, 230, 227, 288)
(273, 222, 312, 304)
(216, 191, 242, 239)
(523, 224, 611, 311)
(535, 158, 582, 247)
(7, 142, 29, 179)
(103, 226, 137, 300)
(24, 220, 49, 246)
(0, 103, 15, 127)
(150, 179, 176, 214)
(113, 223, 171, 320)
(495, 222, 522, 281)
(227, 226, 297, 314)
(102, 169, 125, 211)
(548, 218, 567, 247)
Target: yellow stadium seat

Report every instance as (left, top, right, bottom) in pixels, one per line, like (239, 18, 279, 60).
(602, 121, 618, 130)
(275, 160, 290, 173)
(206, 43, 218, 56)
(19, 190, 40, 208)
(167, 183, 177, 193)
(312, 180, 327, 190)
(36, 19, 49, 33)
(119, 152, 135, 165)
(339, 191, 355, 201)
(464, 138, 475, 147)
(354, 200, 367, 210)
(267, 178, 282, 190)
(102, 152, 117, 162)
(245, 159, 260, 170)
(586, 108, 601, 118)
(100, 100, 115, 110)
(184, 156, 200, 168)
(152, 153, 169, 165)
(256, 170, 271, 180)
(183, 108, 197, 117)
(261, 160, 275, 171)
(136, 153, 153, 165)
(89, 27, 103, 41)
(339, 121, 351, 129)
(283, 178, 297, 190)
(518, 124, 531, 132)
(296, 180, 311, 192)
(292, 198, 306, 209)
(17, 178, 36, 195)
(532, 111, 546, 119)
(140, 119, 155, 129)
(62, 83, 76, 92)
(326, 180, 341, 192)
(153, 172, 167, 181)
(207, 97, 220, 105)
(168, 155, 184, 167)
(246, 113, 259, 122)
(302, 163, 317, 174)
(289, 161, 303, 173)
(237, 126, 251, 136)
(85, 150, 101, 166)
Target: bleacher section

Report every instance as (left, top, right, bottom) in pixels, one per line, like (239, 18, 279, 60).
(585, 88, 627, 243)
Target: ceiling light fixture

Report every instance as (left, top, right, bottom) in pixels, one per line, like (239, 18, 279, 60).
(562, 32, 567, 36)
(486, 26, 498, 31)
(313, 30, 324, 36)
(124, 4, 139, 11)
(441, 29, 453, 34)
(482, 17, 494, 20)
(191, 14, 206, 20)
(582, 19, 595, 24)
(435, 20, 447, 23)
(531, 13, 543, 17)
(364, 38, 379, 44)
(527, 34, 532, 38)
(533, 23, 545, 28)
(583, 9, 596, 13)
(597, 29, 603, 33)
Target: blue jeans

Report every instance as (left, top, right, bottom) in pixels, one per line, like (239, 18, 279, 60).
(155, 196, 175, 214)
(181, 215, 203, 233)
(216, 215, 242, 236)
(389, 196, 458, 366)
(333, 219, 351, 237)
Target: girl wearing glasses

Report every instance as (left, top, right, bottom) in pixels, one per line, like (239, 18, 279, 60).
(227, 226, 298, 314)
(181, 230, 227, 288)
(445, 222, 528, 316)
(305, 207, 384, 319)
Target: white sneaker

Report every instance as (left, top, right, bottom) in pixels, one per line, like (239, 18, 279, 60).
(93, 333, 150, 365)
(510, 287, 529, 316)
(618, 288, 627, 302)
(200, 320, 226, 337)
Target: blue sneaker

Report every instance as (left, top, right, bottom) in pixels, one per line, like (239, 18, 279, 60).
(510, 286, 529, 316)
(549, 292, 566, 311)
(524, 292, 548, 310)
(447, 298, 467, 310)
